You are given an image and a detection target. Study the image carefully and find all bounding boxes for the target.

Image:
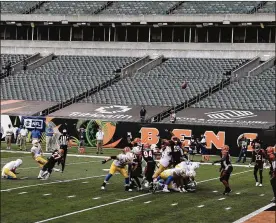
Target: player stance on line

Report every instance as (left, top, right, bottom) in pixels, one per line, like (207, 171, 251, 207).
(101, 149, 135, 191)
(212, 145, 233, 195)
(1, 159, 23, 179)
(249, 143, 266, 187)
(38, 149, 62, 180)
(267, 146, 276, 203)
(142, 143, 156, 190)
(31, 139, 48, 178)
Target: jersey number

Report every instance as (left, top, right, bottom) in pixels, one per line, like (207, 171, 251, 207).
(144, 151, 153, 158)
(256, 155, 262, 161)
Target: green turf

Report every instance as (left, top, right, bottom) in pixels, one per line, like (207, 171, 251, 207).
(1, 149, 273, 223)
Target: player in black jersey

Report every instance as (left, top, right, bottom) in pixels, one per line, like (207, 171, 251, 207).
(249, 143, 266, 187)
(141, 143, 156, 190)
(212, 145, 233, 195)
(171, 137, 184, 167)
(129, 146, 143, 191)
(38, 149, 62, 180)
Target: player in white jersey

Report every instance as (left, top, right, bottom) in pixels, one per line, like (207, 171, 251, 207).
(152, 146, 172, 179)
(1, 159, 23, 179)
(101, 149, 135, 191)
(31, 140, 47, 169)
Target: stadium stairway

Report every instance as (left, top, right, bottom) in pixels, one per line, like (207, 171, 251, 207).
(152, 56, 264, 122)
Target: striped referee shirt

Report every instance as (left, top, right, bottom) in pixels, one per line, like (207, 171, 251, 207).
(59, 134, 69, 146)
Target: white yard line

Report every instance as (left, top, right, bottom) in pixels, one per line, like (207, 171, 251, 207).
(34, 169, 252, 223)
(233, 203, 275, 223)
(1, 175, 106, 192)
(2, 161, 99, 170)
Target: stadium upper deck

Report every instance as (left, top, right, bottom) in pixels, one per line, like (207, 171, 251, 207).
(1, 1, 275, 15)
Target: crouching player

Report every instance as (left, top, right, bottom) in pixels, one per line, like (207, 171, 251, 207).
(157, 168, 187, 193)
(101, 149, 135, 191)
(38, 149, 62, 180)
(1, 159, 23, 179)
(212, 145, 233, 195)
(31, 139, 48, 178)
(267, 146, 276, 203)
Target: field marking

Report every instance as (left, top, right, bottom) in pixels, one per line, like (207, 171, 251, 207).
(218, 198, 226, 201)
(171, 203, 178, 206)
(259, 194, 265, 197)
(144, 201, 152, 204)
(212, 190, 218, 193)
(233, 203, 275, 223)
(82, 182, 88, 184)
(33, 169, 251, 223)
(198, 205, 205, 208)
(1, 175, 106, 192)
(225, 207, 232, 210)
(20, 177, 29, 179)
(43, 194, 51, 196)
(67, 195, 76, 198)
(1, 161, 99, 170)
(236, 192, 241, 195)
(92, 197, 101, 200)
(18, 192, 27, 195)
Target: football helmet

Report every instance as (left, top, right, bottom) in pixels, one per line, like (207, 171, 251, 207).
(179, 168, 186, 177)
(150, 144, 158, 150)
(123, 147, 131, 154)
(126, 152, 135, 162)
(255, 143, 261, 152)
(267, 146, 274, 155)
(15, 159, 23, 167)
(32, 139, 39, 145)
(132, 146, 141, 155)
(144, 143, 150, 149)
(222, 145, 230, 152)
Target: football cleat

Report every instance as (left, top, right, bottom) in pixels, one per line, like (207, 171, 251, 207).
(162, 188, 170, 193)
(259, 184, 263, 187)
(101, 186, 105, 190)
(128, 188, 133, 192)
(255, 182, 260, 186)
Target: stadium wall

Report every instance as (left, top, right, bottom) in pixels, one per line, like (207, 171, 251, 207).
(1, 40, 274, 60)
(5, 116, 275, 156)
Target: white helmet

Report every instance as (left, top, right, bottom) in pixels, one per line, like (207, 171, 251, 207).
(191, 162, 200, 170)
(150, 144, 158, 150)
(179, 168, 187, 177)
(132, 146, 141, 155)
(63, 129, 67, 133)
(15, 159, 23, 167)
(126, 152, 135, 162)
(32, 139, 39, 145)
(187, 170, 196, 177)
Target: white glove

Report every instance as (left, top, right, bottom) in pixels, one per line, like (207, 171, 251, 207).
(248, 164, 251, 168)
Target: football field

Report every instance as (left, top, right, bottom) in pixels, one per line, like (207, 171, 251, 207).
(0, 147, 274, 223)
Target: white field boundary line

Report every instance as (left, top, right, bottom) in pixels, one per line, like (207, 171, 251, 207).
(34, 169, 252, 223)
(1, 150, 256, 168)
(1, 161, 99, 169)
(233, 203, 275, 223)
(1, 175, 106, 192)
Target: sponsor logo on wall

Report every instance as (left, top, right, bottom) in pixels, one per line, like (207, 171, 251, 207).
(23, 119, 43, 129)
(205, 110, 257, 120)
(69, 105, 133, 120)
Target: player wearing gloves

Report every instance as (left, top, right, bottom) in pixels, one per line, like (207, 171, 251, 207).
(212, 145, 233, 195)
(1, 159, 23, 179)
(101, 150, 135, 191)
(248, 143, 266, 187)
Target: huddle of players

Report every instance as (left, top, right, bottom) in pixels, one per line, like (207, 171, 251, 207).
(101, 136, 199, 193)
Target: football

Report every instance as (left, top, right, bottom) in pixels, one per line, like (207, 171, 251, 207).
(181, 82, 187, 89)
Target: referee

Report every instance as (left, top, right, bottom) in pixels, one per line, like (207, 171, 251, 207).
(58, 129, 70, 172)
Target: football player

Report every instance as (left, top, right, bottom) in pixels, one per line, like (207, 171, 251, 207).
(249, 143, 266, 187)
(101, 150, 135, 191)
(1, 159, 22, 179)
(212, 145, 233, 195)
(130, 146, 143, 191)
(171, 137, 184, 167)
(152, 141, 172, 180)
(267, 146, 276, 202)
(157, 168, 187, 192)
(188, 135, 197, 161)
(38, 149, 62, 180)
(142, 143, 156, 190)
(31, 139, 47, 170)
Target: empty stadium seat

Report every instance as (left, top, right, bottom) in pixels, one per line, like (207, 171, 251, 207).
(1, 1, 38, 13)
(173, 1, 260, 14)
(192, 66, 276, 110)
(258, 1, 276, 13)
(1, 54, 29, 68)
(0, 55, 138, 102)
(82, 58, 248, 107)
